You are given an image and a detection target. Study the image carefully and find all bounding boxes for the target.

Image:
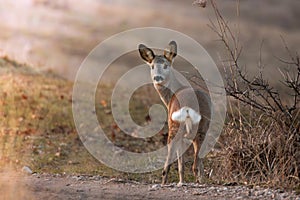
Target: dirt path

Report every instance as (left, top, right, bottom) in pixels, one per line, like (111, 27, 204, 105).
(1, 173, 299, 200)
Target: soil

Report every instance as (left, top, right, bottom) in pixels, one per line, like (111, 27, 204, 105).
(2, 173, 299, 200)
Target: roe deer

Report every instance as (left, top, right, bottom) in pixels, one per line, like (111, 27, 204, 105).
(138, 41, 211, 185)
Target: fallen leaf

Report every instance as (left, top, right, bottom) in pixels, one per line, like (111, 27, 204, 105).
(100, 100, 107, 107)
(21, 94, 28, 100)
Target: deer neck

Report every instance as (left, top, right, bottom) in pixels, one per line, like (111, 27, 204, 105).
(154, 70, 183, 107)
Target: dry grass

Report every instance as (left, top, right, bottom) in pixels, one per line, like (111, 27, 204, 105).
(0, 56, 75, 170)
(0, 53, 299, 191)
(0, 56, 199, 184)
(210, 103, 300, 190)
(205, 0, 300, 191)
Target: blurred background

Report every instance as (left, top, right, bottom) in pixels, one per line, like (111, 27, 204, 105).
(0, 1, 299, 194)
(0, 0, 299, 82)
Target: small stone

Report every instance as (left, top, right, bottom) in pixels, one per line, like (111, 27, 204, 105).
(265, 190, 272, 196)
(32, 174, 40, 178)
(209, 186, 216, 191)
(254, 190, 265, 196)
(73, 176, 83, 181)
(148, 184, 160, 191)
(177, 182, 185, 187)
(271, 193, 277, 199)
(193, 189, 209, 195)
(277, 189, 284, 193)
(193, 0, 207, 8)
(280, 193, 289, 198)
(22, 166, 33, 174)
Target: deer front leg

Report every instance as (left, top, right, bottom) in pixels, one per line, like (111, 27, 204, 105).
(162, 141, 175, 185)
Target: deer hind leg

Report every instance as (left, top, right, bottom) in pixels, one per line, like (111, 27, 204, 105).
(176, 138, 185, 186)
(162, 162, 170, 185)
(192, 136, 204, 183)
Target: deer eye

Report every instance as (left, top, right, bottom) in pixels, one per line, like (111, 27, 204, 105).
(151, 65, 154, 70)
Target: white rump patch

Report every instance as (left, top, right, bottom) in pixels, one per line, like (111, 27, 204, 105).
(171, 106, 201, 124)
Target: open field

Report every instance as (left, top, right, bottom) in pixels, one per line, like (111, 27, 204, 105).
(0, 50, 299, 199)
(0, 56, 200, 182)
(0, 0, 299, 199)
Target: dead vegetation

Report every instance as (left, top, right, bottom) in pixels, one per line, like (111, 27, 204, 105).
(205, 0, 300, 190)
(0, 56, 177, 183)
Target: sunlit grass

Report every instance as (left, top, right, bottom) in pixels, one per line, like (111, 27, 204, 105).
(0, 56, 202, 184)
(1, 55, 298, 190)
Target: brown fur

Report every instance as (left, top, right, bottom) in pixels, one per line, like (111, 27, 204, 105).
(138, 41, 211, 185)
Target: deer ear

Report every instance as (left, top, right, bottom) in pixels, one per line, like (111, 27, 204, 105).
(138, 44, 155, 64)
(164, 41, 177, 62)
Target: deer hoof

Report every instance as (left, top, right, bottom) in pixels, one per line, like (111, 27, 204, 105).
(177, 182, 187, 187)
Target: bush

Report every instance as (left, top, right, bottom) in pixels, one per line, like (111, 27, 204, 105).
(205, 0, 300, 189)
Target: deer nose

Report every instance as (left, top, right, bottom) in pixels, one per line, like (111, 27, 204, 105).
(154, 76, 164, 82)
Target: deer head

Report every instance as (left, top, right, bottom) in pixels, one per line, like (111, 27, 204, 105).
(138, 41, 177, 86)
